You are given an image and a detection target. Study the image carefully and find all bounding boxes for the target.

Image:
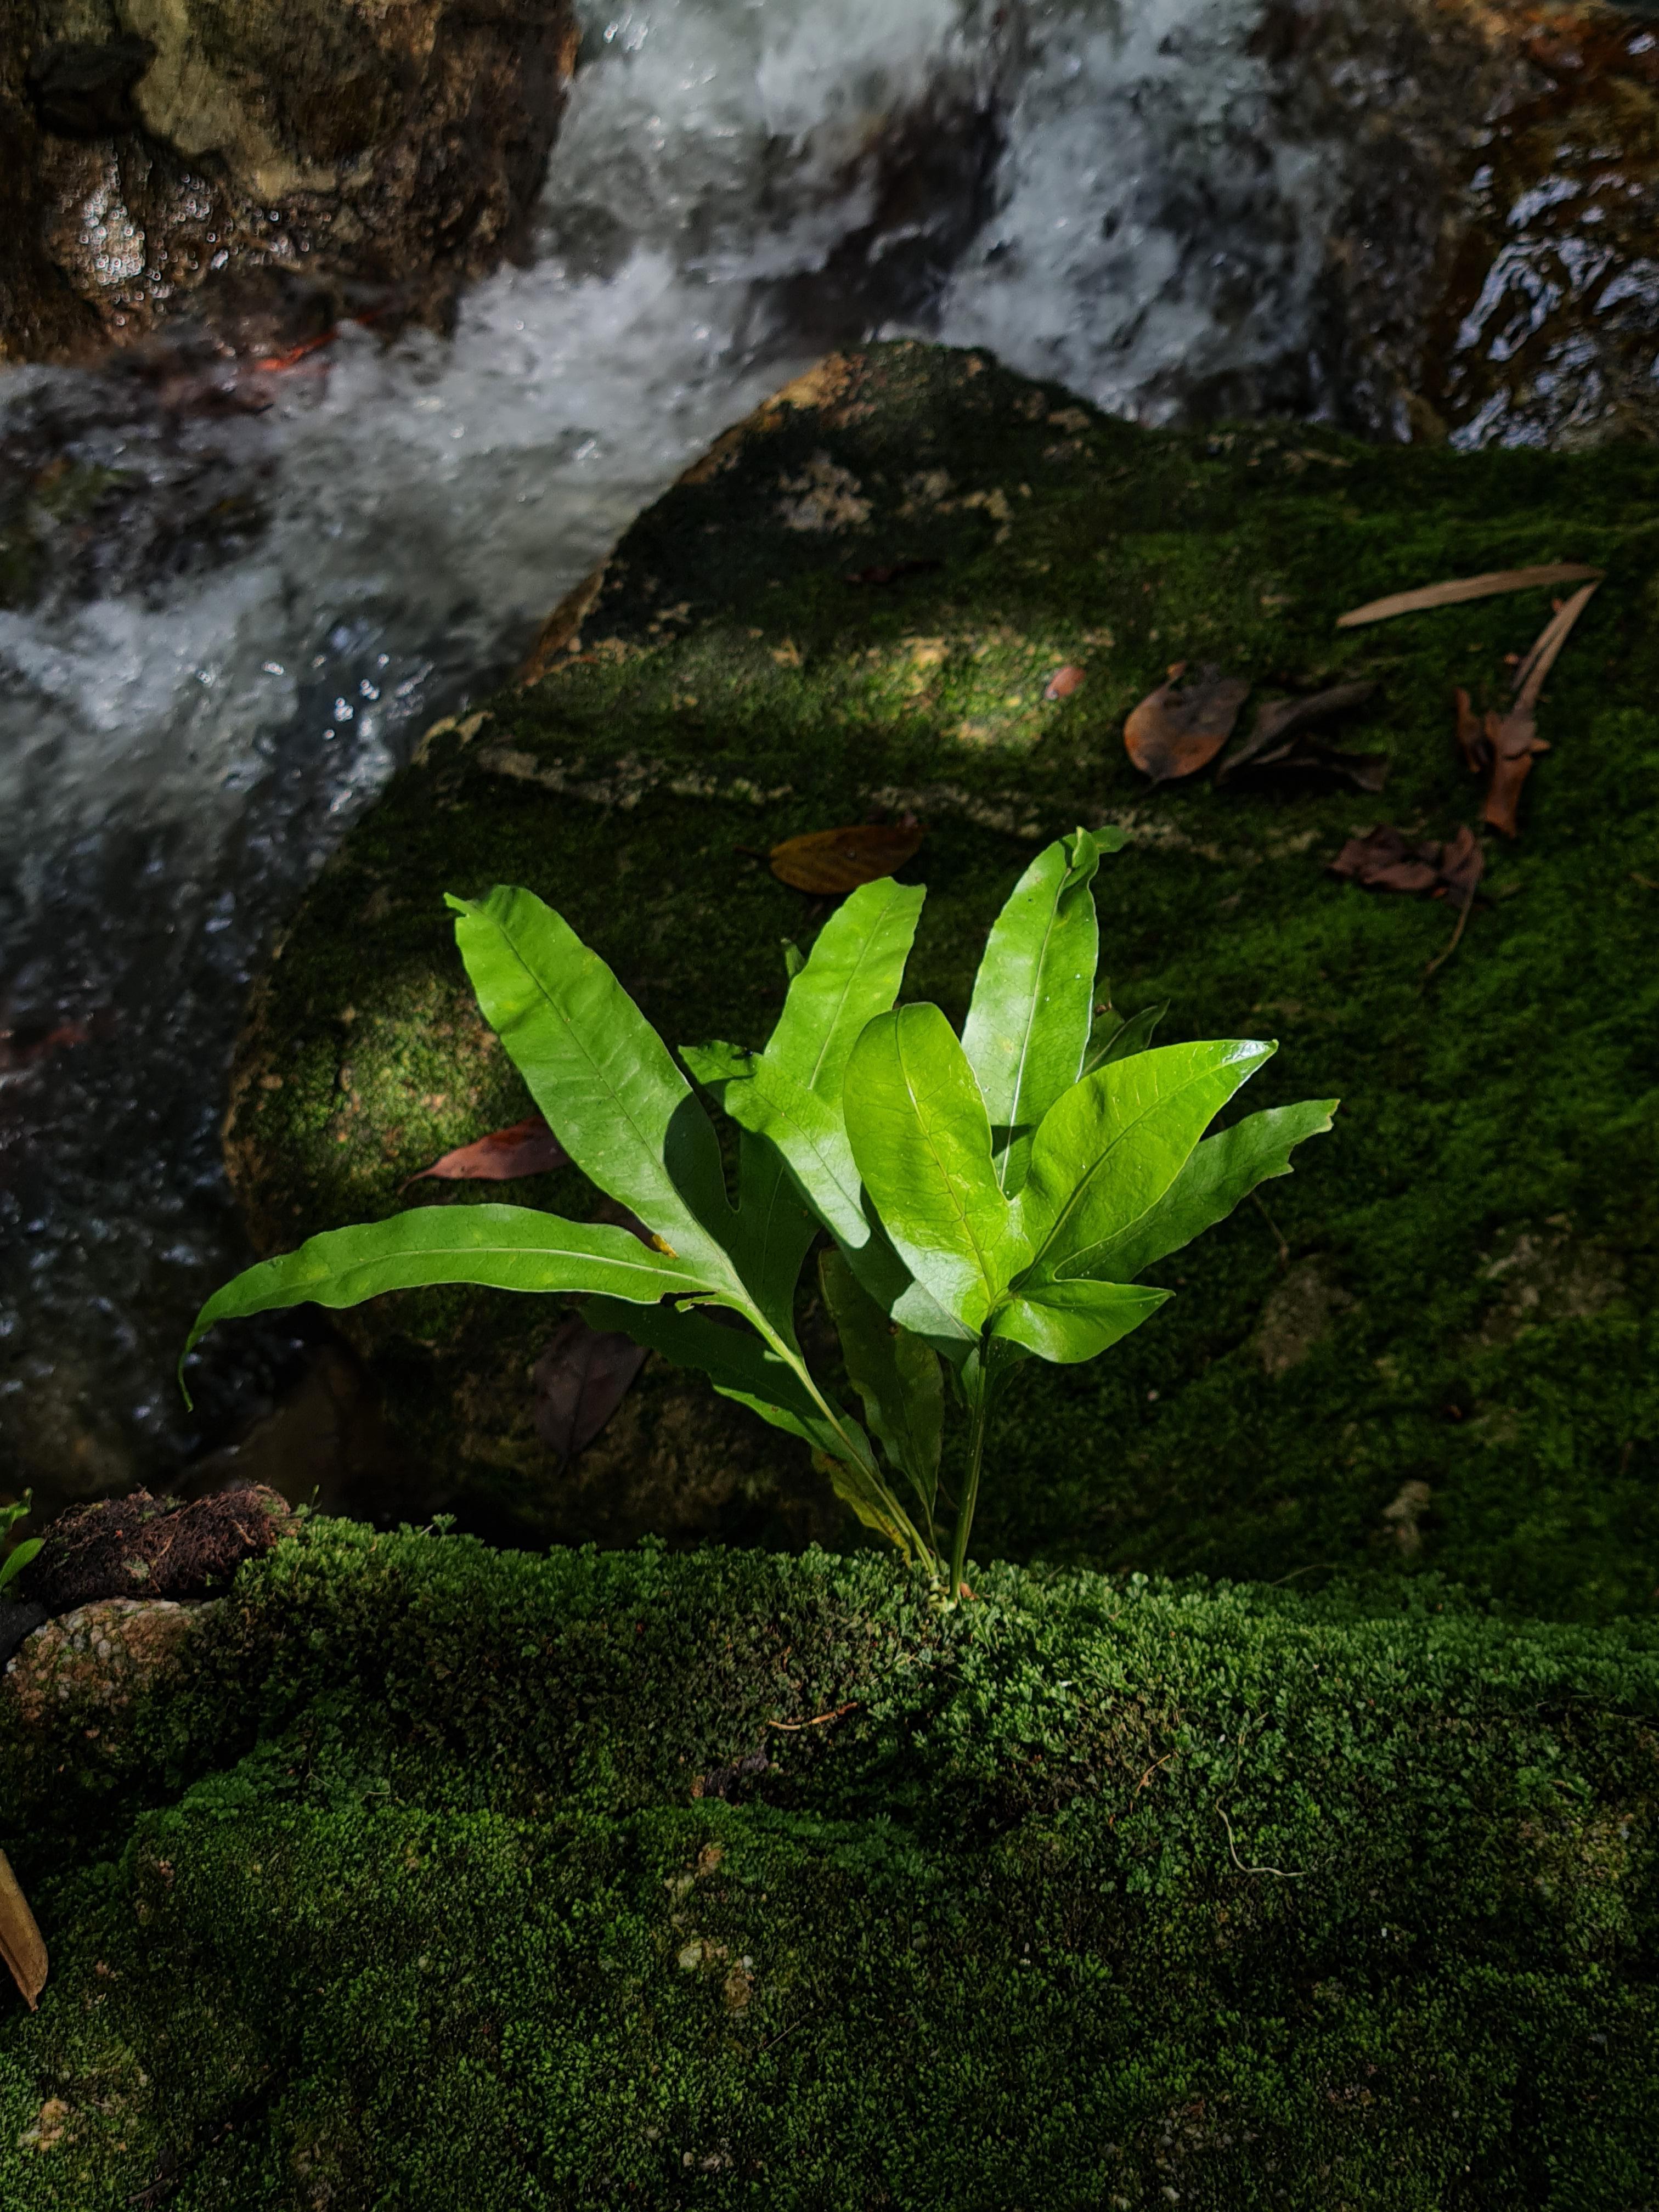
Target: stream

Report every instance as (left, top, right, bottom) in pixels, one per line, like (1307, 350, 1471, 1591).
(2, 0, 1656, 1509)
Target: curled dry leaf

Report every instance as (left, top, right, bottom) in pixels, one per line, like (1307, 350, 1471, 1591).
(1045, 664, 1086, 701)
(1457, 580, 1598, 838)
(533, 1314, 650, 1460)
(1480, 706, 1547, 839)
(1453, 687, 1488, 775)
(1329, 824, 1486, 906)
(0, 1850, 48, 2012)
(402, 1114, 570, 1191)
(1124, 662, 1251, 783)
(1335, 562, 1602, 629)
(770, 823, 924, 895)
(1217, 679, 1379, 785)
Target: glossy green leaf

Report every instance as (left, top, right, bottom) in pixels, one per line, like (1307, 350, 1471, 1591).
(819, 1246, 943, 1520)
(0, 1537, 42, 1597)
(764, 876, 924, 1102)
(990, 1278, 1171, 1363)
(961, 829, 1102, 1194)
(448, 887, 737, 1285)
(845, 1005, 1032, 1333)
(1082, 999, 1168, 1076)
(582, 1294, 838, 1455)
(184, 1203, 712, 1391)
(1016, 1039, 1274, 1288)
(1072, 1097, 1338, 1283)
(682, 1041, 867, 1248)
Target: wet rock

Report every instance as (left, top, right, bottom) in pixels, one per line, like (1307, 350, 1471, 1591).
(2, 1595, 205, 1730)
(2, 0, 578, 365)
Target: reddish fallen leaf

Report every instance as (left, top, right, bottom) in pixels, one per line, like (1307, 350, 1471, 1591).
(1329, 823, 1486, 906)
(533, 1316, 650, 1460)
(770, 823, 924, 894)
(843, 558, 942, 587)
(1335, 562, 1602, 629)
(1477, 579, 1597, 837)
(1217, 679, 1378, 783)
(1124, 662, 1251, 783)
(402, 1114, 569, 1191)
(1329, 827, 1442, 895)
(0, 1849, 48, 2012)
(1480, 705, 1547, 839)
(1453, 687, 1489, 775)
(0, 1020, 89, 1080)
(1045, 664, 1086, 701)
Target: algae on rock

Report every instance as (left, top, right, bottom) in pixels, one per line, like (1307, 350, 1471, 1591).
(224, 341, 1659, 1617)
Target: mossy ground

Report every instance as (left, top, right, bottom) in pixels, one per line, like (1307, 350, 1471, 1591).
(4, 1523, 1659, 2207)
(222, 341, 1659, 1622)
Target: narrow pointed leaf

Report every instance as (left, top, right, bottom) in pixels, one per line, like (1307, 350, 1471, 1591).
(844, 1005, 1032, 1333)
(1070, 1097, 1338, 1283)
(0, 1850, 48, 2012)
(962, 830, 1104, 1195)
(725, 1128, 816, 1341)
(582, 1295, 865, 1469)
(764, 876, 925, 1102)
(814, 1447, 931, 1566)
(1017, 1040, 1274, 1288)
(0, 1537, 42, 1597)
(184, 1204, 713, 1381)
(819, 1247, 942, 1520)
(1081, 1000, 1168, 1076)
(684, 1041, 868, 1248)
(990, 1278, 1170, 1363)
(448, 887, 737, 1286)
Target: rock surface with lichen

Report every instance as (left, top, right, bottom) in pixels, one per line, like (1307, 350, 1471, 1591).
(2, 0, 577, 364)
(218, 338, 1659, 1617)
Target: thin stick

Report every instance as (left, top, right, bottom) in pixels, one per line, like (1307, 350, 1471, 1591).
(1250, 1192, 1290, 1267)
(1218, 1807, 1306, 1880)
(1423, 885, 1476, 980)
(1335, 563, 1601, 629)
(766, 1701, 859, 1733)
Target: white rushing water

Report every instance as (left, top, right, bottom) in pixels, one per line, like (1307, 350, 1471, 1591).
(0, 0, 1485, 1489)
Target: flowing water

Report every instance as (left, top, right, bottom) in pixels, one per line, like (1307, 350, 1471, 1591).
(1, 0, 1655, 1506)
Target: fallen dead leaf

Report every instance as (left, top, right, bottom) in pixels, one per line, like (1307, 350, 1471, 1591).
(533, 1316, 650, 1460)
(1472, 579, 1599, 838)
(0, 1850, 48, 2011)
(1453, 687, 1488, 775)
(1217, 679, 1380, 785)
(1124, 662, 1251, 783)
(770, 823, 924, 894)
(1335, 562, 1602, 629)
(1045, 664, 1086, 701)
(1329, 823, 1486, 910)
(402, 1114, 569, 1191)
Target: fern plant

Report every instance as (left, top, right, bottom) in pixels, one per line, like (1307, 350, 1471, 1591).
(187, 830, 1334, 1598)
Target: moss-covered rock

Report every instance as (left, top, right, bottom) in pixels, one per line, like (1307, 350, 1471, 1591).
(223, 340, 1659, 1615)
(3, 1521, 1659, 2207)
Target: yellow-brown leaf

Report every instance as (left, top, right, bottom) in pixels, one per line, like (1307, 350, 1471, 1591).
(0, 1850, 48, 2011)
(1335, 563, 1602, 629)
(769, 824, 923, 895)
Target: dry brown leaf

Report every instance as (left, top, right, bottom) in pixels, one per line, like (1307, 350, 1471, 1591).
(1511, 579, 1600, 709)
(1453, 687, 1489, 775)
(402, 1114, 569, 1192)
(533, 1316, 650, 1460)
(1335, 563, 1602, 629)
(770, 823, 923, 894)
(1328, 823, 1487, 911)
(0, 1850, 47, 2012)
(1217, 679, 1378, 782)
(1124, 662, 1250, 784)
(1045, 664, 1086, 701)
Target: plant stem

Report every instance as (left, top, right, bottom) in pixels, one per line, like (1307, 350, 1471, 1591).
(948, 1354, 996, 1602)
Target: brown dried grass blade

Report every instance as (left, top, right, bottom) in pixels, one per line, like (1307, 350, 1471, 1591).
(1335, 563, 1602, 630)
(1511, 579, 1601, 709)
(0, 1850, 48, 2010)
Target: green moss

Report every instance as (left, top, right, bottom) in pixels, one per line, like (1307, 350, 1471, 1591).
(4, 1523, 1659, 2207)
(224, 342, 1659, 1616)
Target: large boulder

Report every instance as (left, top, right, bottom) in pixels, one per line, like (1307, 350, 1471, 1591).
(2, 1520, 1657, 2203)
(1, 0, 575, 363)
(222, 340, 1659, 1610)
